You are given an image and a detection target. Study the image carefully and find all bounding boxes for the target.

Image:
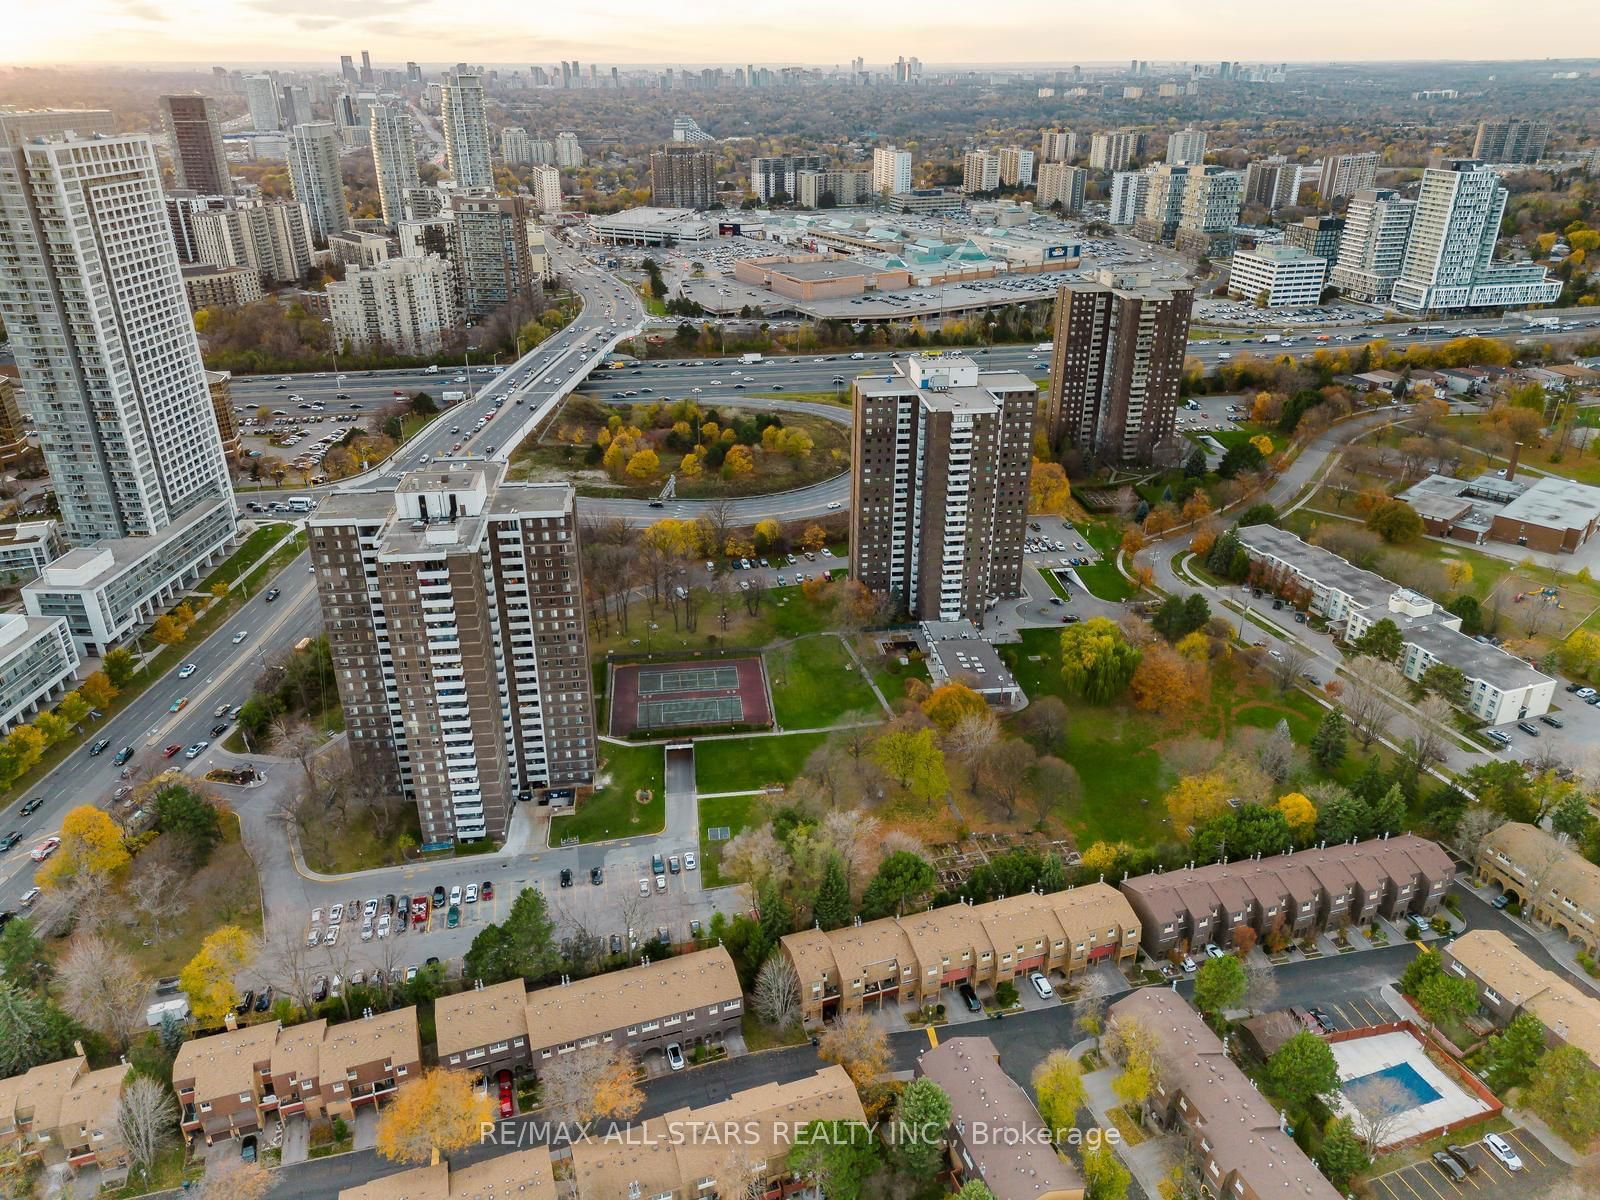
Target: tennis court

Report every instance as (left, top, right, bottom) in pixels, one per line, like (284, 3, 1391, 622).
(609, 656, 773, 737)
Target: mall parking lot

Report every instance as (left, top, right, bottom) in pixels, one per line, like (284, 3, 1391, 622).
(1368, 1127, 1562, 1200)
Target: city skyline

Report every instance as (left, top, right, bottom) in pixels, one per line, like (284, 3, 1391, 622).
(8, 1, 1598, 65)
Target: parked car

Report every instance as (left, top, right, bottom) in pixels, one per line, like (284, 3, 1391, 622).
(481, 881, 494, 900)
(1180, 955, 1197, 973)
(449, 885, 462, 905)
(497, 1069, 515, 1117)
(683, 851, 697, 871)
(639, 878, 650, 896)
(446, 905, 461, 928)
(1483, 1134, 1522, 1171)
(433, 885, 446, 908)
(1432, 1151, 1467, 1183)
(1028, 971, 1054, 1000)
(590, 866, 604, 885)
(655, 875, 667, 893)
(665, 1042, 685, 1071)
(1516, 721, 1541, 736)
(668, 854, 681, 874)
(1444, 1145, 1479, 1174)
(560, 868, 573, 887)
(1204, 943, 1226, 959)
(958, 982, 982, 1013)
(464, 883, 479, 903)
(1490, 893, 1512, 910)
(254, 987, 273, 1013)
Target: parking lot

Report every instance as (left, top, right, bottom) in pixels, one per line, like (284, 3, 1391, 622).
(1024, 516, 1100, 571)
(1368, 1127, 1562, 1200)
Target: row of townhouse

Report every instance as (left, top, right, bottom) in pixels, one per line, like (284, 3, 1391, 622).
(1476, 822, 1600, 954)
(1439, 929, 1600, 1068)
(172, 1008, 421, 1145)
(340, 1147, 558, 1200)
(1119, 834, 1455, 958)
(434, 947, 744, 1079)
(779, 884, 1142, 1027)
(1110, 990, 1343, 1200)
(0, 1052, 130, 1184)
(1235, 523, 1554, 724)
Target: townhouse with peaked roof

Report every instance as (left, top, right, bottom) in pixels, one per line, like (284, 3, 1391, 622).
(1118, 834, 1454, 958)
(568, 1066, 866, 1200)
(0, 1054, 130, 1183)
(1439, 928, 1600, 1069)
(1110, 990, 1343, 1200)
(916, 1037, 1083, 1200)
(779, 884, 1140, 1026)
(435, 947, 743, 1079)
(1476, 822, 1600, 954)
(173, 1008, 421, 1144)
(338, 1146, 558, 1200)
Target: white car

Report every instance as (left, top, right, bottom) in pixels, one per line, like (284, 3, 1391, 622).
(683, 851, 697, 871)
(360, 923, 374, 942)
(363, 898, 379, 918)
(1181, 955, 1197, 973)
(639, 878, 651, 897)
(1483, 1134, 1522, 1171)
(464, 883, 479, 903)
(1028, 971, 1054, 1000)
(665, 1042, 685, 1070)
(178, 662, 197, 679)
(377, 914, 392, 938)
(306, 927, 320, 947)
(328, 903, 344, 924)
(323, 926, 339, 946)
(18, 886, 40, 908)
(449, 885, 462, 906)
(310, 907, 324, 925)
(826, 501, 842, 510)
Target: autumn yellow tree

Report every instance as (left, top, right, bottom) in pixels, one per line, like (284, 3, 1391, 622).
(78, 671, 118, 709)
(1129, 645, 1205, 715)
(1444, 561, 1474, 592)
(922, 683, 989, 733)
(679, 451, 703, 478)
(722, 444, 756, 478)
(375, 1068, 492, 1163)
(178, 925, 256, 1026)
(753, 519, 782, 551)
(149, 614, 186, 646)
(1079, 841, 1128, 877)
(1277, 792, 1317, 838)
(1250, 434, 1274, 458)
(625, 448, 660, 479)
(1165, 773, 1228, 838)
(818, 1014, 890, 1109)
(800, 524, 828, 552)
(37, 805, 130, 891)
(1174, 631, 1211, 665)
(1029, 459, 1072, 514)
(1180, 492, 1213, 523)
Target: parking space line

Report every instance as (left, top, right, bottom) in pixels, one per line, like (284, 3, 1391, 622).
(1504, 1129, 1547, 1168)
(1388, 1168, 1435, 1200)
(1328, 1001, 1359, 1029)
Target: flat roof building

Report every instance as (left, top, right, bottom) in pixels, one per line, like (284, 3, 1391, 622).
(589, 206, 713, 244)
(919, 619, 1024, 709)
(1227, 244, 1327, 308)
(732, 253, 910, 300)
(339, 1148, 557, 1200)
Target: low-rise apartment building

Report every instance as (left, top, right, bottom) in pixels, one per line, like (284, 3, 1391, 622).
(1226, 245, 1327, 308)
(1477, 822, 1600, 954)
(1119, 834, 1454, 958)
(1110, 990, 1343, 1200)
(568, 1066, 865, 1200)
(0, 1054, 130, 1183)
(340, 1147, 558, 1200)
(435, 947, 743, 1078)
(1438, 928, 1600, 1068)
(780, 884, 1140, 1027)
(0, 611, 80, 733)
(181, 263, 264, 311)
(915, 1037, 1083, 1200)
(1236, 523, 1554, 723)
(174, 1009, 421, 1144)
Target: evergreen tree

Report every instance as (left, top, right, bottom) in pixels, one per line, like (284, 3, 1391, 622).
(1353, 757, 1389, 804)
(1485, 1012, 1547, 1092)
(812, 856, 852, 931)
(1368, 782, 1408, 837)
(1310, 708, 1347, 771)
(1184, 446, 1207, 478)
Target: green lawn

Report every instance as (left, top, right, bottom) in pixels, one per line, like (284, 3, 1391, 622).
(196, 522, 292, 592)
(1077, 522, 1136, 601)
(550, 743, 665, 844)
(699, 793, 761, 887)
(590, 582, 837, 659)
(695, 732, 828, 794)
(767, 634, 882, 728)
(869, 651, 931, 704)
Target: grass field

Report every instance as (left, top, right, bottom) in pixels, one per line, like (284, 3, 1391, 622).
(590, 582, 839, 659)
(869, 650, 931, 705)
(767, 634, 883, 728)
(551, 743, 666, 844)
(695, 731, 828, 794)
(1075, 522, 1135, 602)
(698, 793, 760, 887)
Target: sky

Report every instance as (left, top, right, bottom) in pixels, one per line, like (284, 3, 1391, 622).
(6, 0, 1595, 66)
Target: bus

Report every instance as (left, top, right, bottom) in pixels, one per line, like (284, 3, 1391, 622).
(287, 495, 313, 513)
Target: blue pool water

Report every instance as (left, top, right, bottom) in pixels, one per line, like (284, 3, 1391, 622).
(1342, 1062, 1441, 1111)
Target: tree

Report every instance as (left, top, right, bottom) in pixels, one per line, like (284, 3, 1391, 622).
(79, 670, 118, 708)
(1031, 1049, 1086, 1142)
(1485, 1012, 1548, 1092)
(462, 887, 560, 985)
(0, 918, 47, 992)
(1265, 1031, 1339, 1112)
(923, 682, 989, 733)
(193, 1157, 275, 1200)
(1243, 953, 1279, 1015)
(1165, 772, 1228, 837)
(376, 1067, 493, 1163)
(1342, 657, 1405, 748)
(1415, 973, 1477, 1032)
(58, 933, 149, 1050)
(37, 804, 129, 892)
(1524, 1045, 1600, 1146)
(1366, 499, 1423, 544)
(1276, 792, 1316, 839)
(1345, 1075, 1408, 1150)
(787, 1120, 880, 1200)
(1193, 804, 1293, 864)
(1418, 662, 1469, 707)
(150, 783, 224, 864)
(541, 1044, 643, 1135)
(871, 728, 947, 801)
(753, 953, 802, 1029)
(1310, 708, 1347, 770)
(1317, 1117, 1371, 1190)
(178, 925, 256, 1027)
(0, 980, 78, 1076)
(117, 1075, 176, 1183)
(1354, 618, 1404, 662)
(102, 646, 137, 688)
(1193, 953, 1246, 1017)
(811, 856, 852, 930)
(1060, 618, 1141, 702)
(955, 1184, 999, 1200)
(818, 1013, 889, 1096)
(1130, 645, 1204, 715)
(890, 1077, 952, 1174)
(1082, 1141, 1131, 1200)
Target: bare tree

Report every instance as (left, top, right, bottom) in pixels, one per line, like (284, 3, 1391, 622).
(1243, 954, 1279, 1015)
(1455, 805, 1504, 861)
(1342, 657, 1405, 749)
(976, 738, 1037, 820)
(1263, 644, 1312, 694)
(715, 1145, 770, 1200)
(1254, 719, 1297, 785)
(1345, 1075, 1408, 1151)
(259, 928, 323, 1016)
(194, 1155, 275, 1200)
(1403, 694, 1456, 782)
(818, 808, 880, 886)
(752, 953, 802, 1029)
(540, 1044, 642, 1136)
(1072, 969, 1119, 1051)
(117, 1076, 177, 1183)
(945, 710, 1001, 777)
(57, 934, 149, 1051)
(132, 842, 188, 943)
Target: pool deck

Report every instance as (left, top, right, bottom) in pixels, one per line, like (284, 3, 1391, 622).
(1331, 1029, 1493, 1147)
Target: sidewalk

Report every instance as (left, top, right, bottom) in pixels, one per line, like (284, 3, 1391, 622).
(1078, 1047, 1179, 1200)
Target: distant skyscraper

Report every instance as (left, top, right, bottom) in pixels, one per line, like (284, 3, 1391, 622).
(1329, 188, 1416, 304)
(748, 153, 824, 202)
(1089, 130, 1140, 171)
(359, 50, 373, 86)
(850, 355, 1034, 625)
(441, 70, 492, 191)
(1045, 270, 1193, 465)
(1132, 164, 1194, 244)
(340, 55, 358, 85)
(1242, 156, 1302, 210)
(554, 131, 584, 168)
(1036, 162, 1087, 213)
(1471, 119, 1549, 165)
(448, 193, 536, 317)
(190, 197, 314, 284)
(501, 127, 532, 164)
(160, 95, 233, 196)
(651, 145, 716, 209)
(961, 151, 1000, 193)
(1317, 152, 1379, 202)
(287, 122, 351, 241)
(369, 101, 421, 231)
(1166, 128, 1207, 166)
(1108, 170, 1149, 225)
(407, 62, 422, 84)
(278, 84, 313, 128)
(1173, 168, 1243, 258)
(1039, 129, 1076, 163)
(996, 147, 1035, 187)
(244, 74, 281, 132)
(0, 130, 232, 544)
(531, 163, 562, 214)
(872, 146, 912, 194)
(671, 115, 713, 143)
(1390, 159, 1559, 313)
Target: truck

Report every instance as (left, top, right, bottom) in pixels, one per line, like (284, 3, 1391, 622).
(145, 996, 189, 1028)
(1525, 316, 1560, 329)
(1033, 342, 1054, 353)
(293, 636, 313, 654)
(739, 352, 763, 365)
(287, 495, 312, 513)
(425, 364, 440, 374)
(1259, 333, 1282, 344)
(442, 390, 466, 405)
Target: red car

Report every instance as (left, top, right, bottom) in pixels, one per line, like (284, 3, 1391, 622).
(162, 743, 183, 758)
(496, 1070, 514, 1118)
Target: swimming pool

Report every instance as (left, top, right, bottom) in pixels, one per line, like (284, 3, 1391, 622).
(1342, 1062, 1442, 1112)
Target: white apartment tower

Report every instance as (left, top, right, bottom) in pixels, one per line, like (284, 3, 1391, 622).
(1039, 129, 1076, 163)
(1329, 188, 1416, 303)
(1089, 130, 1141, 171)
(1166, 128, 1207, 166)
(369, 101, 421, 231)
(287, 122, 351, 241)
(554, 132, 584, 168)
(500, 127, 532, 164)
(1390, 159, 1560, 313)
(1318, 151, 1379, 202)
(996, 147, 1036, 187)
(309, 464, 597, 845)
(1036, 162, 1087, 213)
(0, 130, 232, 544)
(441, 70, 493, 191)
(190, 197, 314, 284)
(872, 146, 913, 194)
(1109, 170, 1150, 225)
(243, 74, 281, 132)
(327, 257, 458, 356)
(961, 151, 1001, 194)
(531, 164, 562, 214)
